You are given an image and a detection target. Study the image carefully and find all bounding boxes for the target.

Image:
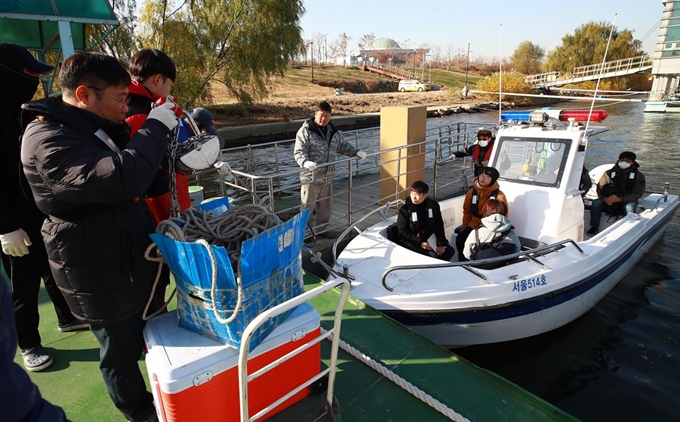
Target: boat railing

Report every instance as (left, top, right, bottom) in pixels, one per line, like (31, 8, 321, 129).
(331, 199, 405, 265)
(212, 123, 483, 237)
(380, 238, 585, 291)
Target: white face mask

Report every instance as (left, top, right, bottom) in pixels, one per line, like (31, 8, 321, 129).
(478, 140, 489, 148)
(618, 161, 631, 169)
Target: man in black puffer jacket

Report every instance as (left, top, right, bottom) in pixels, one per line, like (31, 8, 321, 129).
(0, 42, 83, 374)
(20, 52, 178, 422)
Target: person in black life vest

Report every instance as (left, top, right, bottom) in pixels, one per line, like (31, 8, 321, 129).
(396, 181, 455, 261)
(455, 167, 509, 261)
(451, 128, 495, 175)
(587, 151, 646, 236)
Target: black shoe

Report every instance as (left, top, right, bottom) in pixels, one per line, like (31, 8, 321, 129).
(58, 320, 90, 332)
(586, 227, 599, 236)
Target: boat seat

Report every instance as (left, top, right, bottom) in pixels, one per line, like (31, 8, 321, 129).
(518, 236, 546, 250)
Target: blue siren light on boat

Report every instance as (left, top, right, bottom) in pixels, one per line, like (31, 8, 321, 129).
(501, 109, 609, 122)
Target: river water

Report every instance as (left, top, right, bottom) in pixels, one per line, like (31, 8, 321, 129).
(218, 102, 679, 421)
(440, 102, 680, 422)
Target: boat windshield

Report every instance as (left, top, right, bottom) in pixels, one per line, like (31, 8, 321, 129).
(493, 136, 571, 187)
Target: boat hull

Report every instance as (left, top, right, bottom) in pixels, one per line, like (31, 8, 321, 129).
(643, 100, 680, 113)
(333, 194, 679, 347)
(384, 214, 671, 347)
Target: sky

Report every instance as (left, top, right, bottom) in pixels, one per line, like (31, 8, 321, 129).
(299, 0, 663, 60)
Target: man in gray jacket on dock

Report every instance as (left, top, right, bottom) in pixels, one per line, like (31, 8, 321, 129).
(294, 101, 366, 237)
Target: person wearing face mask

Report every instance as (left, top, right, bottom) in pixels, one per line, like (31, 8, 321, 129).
(0, 43, 86, 372)
(587, 151, 646, 236)
(451, 128, 495, 176)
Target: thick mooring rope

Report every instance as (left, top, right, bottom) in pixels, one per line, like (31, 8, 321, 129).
(143, 200, 282, 321)
(156, 203, 281, 270)
(322, 328, 471, 422)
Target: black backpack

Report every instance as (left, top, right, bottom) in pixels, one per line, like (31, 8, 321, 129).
(470, 227, 515, 260)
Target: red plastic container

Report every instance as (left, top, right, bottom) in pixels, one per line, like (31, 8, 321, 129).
(143, 303, 321, 421)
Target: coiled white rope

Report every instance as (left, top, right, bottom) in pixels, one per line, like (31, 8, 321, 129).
(322, 327, 471, 422)
(143, 200, 281, 321)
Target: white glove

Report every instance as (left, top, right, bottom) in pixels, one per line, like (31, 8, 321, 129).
(148, 102, 179, 130)
(356, 151, 367, 162)
(304, 161, 317, 171)
(0, 228, 32, 257)
(450, 155, 458, 161)
(213, 161, 231, 175)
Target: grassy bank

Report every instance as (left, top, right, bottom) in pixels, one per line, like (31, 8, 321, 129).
(210, 65, 484, 127)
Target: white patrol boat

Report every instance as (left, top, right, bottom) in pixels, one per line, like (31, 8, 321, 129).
(329, 109, 680, 347)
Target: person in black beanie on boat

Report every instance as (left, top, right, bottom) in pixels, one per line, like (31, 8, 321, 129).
(396, 181, 455, 261)
(0, 42, 85, 373)
(587, 151, 646, 236)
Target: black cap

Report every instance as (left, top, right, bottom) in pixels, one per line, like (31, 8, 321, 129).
(0, 43, 54, 73)
(191, 107, 220, 136)
(618, 151, 636, 161)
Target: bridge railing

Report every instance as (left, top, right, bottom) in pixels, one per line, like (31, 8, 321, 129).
(526, 55, 652, 87)
(524, 71, 560, 85)
(571, 55, 652, 79)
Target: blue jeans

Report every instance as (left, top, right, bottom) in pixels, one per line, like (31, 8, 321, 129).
(589, 199, 638, 228)
(90, 312, 158, 422)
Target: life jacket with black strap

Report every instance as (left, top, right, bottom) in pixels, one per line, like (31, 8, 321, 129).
(608, 164, 639, 195)
(470, 187, 500, 218)
(406, 198, 435, 238)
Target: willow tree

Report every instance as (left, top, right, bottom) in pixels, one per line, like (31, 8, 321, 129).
(542, 21, 646, 90)
(543, 21, 643, 73)
(511, 41, 545, 75)
(137, 0, 305, 107)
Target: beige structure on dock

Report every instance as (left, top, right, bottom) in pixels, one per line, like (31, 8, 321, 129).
(379, 106, 427, 202)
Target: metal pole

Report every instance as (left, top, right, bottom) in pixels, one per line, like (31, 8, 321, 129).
(463, 43, 470, 98)
(311, 41, 314, 82)
(413, 50, 416, 76)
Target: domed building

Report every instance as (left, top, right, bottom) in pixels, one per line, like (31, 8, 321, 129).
(353, 37, 428, 66)
(367, 38, 402, 50)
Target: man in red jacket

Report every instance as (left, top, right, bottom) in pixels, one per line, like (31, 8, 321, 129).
(126, 49, 191, 224)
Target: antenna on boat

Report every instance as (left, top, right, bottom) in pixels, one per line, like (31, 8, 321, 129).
(498, 24, 503, 124)
(584, 14, 617, 137)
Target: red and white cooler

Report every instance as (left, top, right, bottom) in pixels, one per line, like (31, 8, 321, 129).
(143, 303, 321, 421)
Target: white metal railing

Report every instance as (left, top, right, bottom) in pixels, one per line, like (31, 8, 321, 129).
(571, 55, 652, 78)
(238, 279, 351, 421)
(213, 124, 484, 237)
(526, 55, 652, 88)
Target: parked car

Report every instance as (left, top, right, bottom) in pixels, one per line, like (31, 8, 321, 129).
(398, 79, 430, 92)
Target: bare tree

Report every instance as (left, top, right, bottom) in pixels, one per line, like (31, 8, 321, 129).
(311, 33, 326, 64)
(358, 33, 376, 50)
(330, 32, 352, 65)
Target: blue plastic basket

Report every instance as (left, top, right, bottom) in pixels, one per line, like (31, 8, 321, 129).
(150, 200, 309, 351)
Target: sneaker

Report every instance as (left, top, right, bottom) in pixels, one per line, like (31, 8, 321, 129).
(586, 227, 599, 236)
(58, 320, 90, 332)
(21, 347, 54, 372)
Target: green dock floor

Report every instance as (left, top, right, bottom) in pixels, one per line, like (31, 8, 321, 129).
(13, 273, 577, 421)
